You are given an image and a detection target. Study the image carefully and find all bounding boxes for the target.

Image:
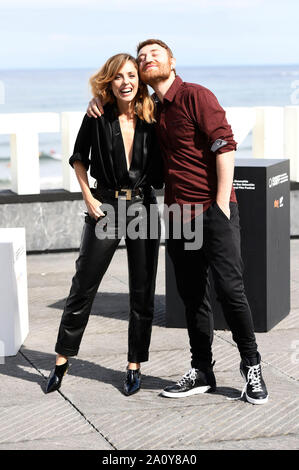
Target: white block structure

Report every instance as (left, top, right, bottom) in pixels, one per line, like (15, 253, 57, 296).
(284, 106, 299, 182)
(1, 106, 299, 191)
(252, 106, 284, 159)
(0, 228, 29, 357)
(225, 107, 256, 147)
(61, 111, 96, 192)
(0, 113, 60, 194)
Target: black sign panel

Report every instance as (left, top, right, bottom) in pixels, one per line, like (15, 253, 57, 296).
(165, 158, 290, 332)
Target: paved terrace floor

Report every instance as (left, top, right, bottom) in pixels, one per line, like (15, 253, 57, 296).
(0, 241, 299, 451)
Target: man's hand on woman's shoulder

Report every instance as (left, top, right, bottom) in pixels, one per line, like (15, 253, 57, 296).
(86, 96, 105, 118)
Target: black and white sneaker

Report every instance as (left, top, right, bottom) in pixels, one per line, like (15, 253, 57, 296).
(161, 365, 216, 398)
(239, 353, 269, 405)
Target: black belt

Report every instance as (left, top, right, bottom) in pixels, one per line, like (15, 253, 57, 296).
(93, 187, 143, 201)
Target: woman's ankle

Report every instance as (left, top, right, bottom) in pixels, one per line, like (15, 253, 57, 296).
(127, 362, 140, 370)
(56, 354, 68, 366)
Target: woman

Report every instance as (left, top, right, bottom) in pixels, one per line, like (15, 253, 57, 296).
(45, 53, 163, 396)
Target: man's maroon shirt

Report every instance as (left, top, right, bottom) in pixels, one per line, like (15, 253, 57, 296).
(155, 76, 237, 213)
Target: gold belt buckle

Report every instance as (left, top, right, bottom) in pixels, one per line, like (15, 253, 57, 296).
(115, 189, 132, 200)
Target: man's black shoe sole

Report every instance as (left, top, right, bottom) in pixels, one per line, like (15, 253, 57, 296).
(161, 385, 212, 398)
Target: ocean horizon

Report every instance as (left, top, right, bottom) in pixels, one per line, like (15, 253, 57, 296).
(0, 64, 298, 190)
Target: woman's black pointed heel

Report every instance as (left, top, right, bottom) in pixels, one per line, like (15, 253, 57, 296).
(123, 367, 141, 396)
(45, 360, 69, 394)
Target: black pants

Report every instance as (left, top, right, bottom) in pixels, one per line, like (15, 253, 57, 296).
(167, 201, 258, 369)
(55, 193, 160, 363)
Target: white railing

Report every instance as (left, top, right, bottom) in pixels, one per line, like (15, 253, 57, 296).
(0, 106, 299, 195)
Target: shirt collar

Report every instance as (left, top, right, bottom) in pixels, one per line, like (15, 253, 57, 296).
(163, 75, 183, 103)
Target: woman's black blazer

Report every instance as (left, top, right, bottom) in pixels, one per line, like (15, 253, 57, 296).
(69, 103, 164, 190)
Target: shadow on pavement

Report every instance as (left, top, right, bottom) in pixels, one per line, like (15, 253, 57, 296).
(0, 347, 240, 399)
(49, 292, 166, 327)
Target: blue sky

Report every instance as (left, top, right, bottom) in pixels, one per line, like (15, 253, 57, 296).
(0, 0, 298, 69)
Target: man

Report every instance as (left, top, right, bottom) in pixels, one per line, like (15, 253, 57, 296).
(87, 39, 268, 405)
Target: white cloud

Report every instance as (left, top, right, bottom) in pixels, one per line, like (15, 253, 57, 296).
(0, 81, 5, 104)
(0, 0, 298, 68)
(0, 0, 264, 9)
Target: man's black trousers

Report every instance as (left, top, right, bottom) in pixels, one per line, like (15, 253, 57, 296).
(167, 201, 258, 369)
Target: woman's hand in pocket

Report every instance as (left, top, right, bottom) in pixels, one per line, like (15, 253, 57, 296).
(85, 197, 105, 220)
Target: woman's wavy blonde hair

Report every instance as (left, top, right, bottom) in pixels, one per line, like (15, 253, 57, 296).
(89, 53, 155, 123)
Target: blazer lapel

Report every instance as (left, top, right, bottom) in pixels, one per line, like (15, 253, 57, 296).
(101, 105, 119, 187)
(129, 118, 146, 180)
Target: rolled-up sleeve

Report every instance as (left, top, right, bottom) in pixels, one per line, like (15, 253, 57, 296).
(69, 113, 92, 170)
(191, 88, 237, 154)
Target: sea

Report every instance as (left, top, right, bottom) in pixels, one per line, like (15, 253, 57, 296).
(0, 64, 298, 190)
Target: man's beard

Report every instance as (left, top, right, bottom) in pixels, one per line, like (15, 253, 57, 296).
(139, 61, 172, 86)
